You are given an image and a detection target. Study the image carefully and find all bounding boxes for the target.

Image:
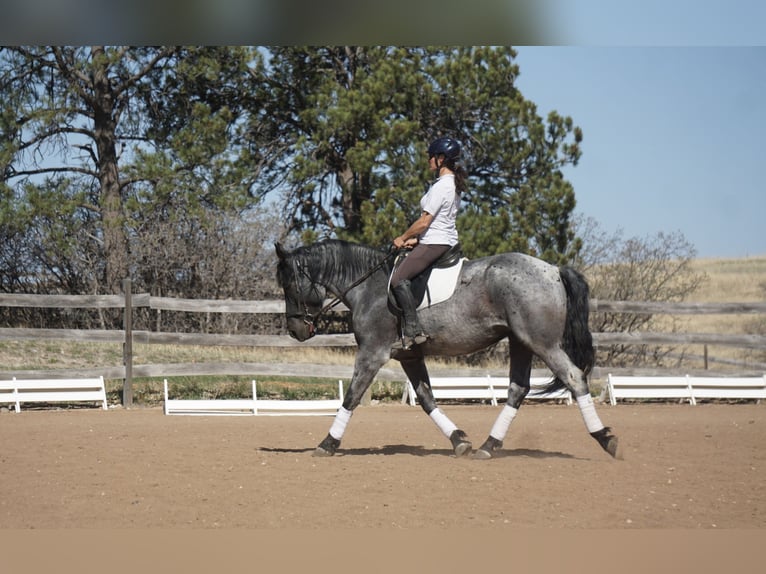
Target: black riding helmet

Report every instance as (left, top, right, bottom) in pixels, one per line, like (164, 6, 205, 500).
(428, 137, 461, 161)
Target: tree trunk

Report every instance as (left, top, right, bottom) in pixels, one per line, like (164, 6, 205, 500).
(91, 47, 128, 294)
(338, 162, 360, 234)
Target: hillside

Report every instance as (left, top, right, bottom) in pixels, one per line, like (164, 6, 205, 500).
(690, 256, 766, 303)
(671, 255, 766, 369)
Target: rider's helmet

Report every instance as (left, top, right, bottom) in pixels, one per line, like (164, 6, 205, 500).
(427, 137, 461, 161)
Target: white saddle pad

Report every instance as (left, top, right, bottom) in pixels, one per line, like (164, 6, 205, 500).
(417, 258, 466, 310)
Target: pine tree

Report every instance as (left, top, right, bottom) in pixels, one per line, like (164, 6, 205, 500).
(261, 46, 583, 263)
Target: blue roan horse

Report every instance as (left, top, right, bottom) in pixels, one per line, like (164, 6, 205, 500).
(275, 240, 620, 460)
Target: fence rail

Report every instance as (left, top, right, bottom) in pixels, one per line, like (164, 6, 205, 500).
(2, 285, 765, 406)
(4, 292, 763, 315)
(3, 327, 765, 350)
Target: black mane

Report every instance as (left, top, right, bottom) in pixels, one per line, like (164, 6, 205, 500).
(280, 240, 391, 288)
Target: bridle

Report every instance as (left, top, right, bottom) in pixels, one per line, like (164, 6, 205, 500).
(286, 248, 397, 338)
(285, 258, 322, 337)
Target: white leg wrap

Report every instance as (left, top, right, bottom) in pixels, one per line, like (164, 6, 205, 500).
(329, 406, 353, 440)
(576, 394, 605, 434)
(490, 404, 518, 441)
(429, 408, 458, 438)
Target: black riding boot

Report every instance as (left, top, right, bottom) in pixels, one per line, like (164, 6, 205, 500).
(391, 280, 428, 351)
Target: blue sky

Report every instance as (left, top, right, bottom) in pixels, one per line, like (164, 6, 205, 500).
(513, 46, 766, 259)
(544, 0, 766, 46)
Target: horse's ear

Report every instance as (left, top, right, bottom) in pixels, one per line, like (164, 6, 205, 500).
(275, 242, 287, 260)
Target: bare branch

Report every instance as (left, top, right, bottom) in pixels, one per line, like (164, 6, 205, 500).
(8, 166, 96, 179)
(18, 125, 93, 153)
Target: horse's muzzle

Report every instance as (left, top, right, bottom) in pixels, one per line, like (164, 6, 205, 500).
(287, 317, 316, 341)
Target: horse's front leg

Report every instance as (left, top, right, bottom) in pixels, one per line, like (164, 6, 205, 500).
(314, 346, 389, 457)
(400, 355, 472, 457)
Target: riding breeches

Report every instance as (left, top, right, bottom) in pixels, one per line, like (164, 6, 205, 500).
(390, 243, 450, 288)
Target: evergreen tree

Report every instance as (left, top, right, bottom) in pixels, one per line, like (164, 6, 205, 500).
(262, 46, 583, 263)
(1, 45, 586, 308)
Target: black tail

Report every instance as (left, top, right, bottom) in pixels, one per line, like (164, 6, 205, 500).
(560, 266, 595, 375)
(547, 266, 595, 392)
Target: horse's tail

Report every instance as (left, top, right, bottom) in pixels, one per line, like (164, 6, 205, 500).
(548, 266, 595, 392)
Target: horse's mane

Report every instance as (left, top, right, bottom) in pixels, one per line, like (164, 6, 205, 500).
(287, 240, 391, 287)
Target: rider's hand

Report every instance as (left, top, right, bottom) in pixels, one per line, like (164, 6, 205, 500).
(393, 236, 418, 249)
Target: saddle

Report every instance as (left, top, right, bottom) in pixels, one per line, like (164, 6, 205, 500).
(388, 243, 466, 312)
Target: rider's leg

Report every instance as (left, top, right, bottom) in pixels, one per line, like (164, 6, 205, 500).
(391, 279, 427, 350)
(390, 244, 448, 350)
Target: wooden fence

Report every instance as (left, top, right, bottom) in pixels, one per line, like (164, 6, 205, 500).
(1, 279, 765, 406)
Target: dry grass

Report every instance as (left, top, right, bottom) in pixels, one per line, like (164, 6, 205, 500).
(689, 256, 766, 303)
(132, 343, 360, 368)
(635, 256, 766, 335)
(686, 257, 766, 332)
(678, 257, 766, 365)
(0, 336, 361, 372)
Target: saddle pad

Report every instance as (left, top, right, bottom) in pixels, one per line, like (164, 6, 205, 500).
(417, 258, 465, 310)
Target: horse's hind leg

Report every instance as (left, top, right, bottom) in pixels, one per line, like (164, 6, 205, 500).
(400, 356, 472, 457)
(543, 348, 621, 459)
(474, 346, 532, 460)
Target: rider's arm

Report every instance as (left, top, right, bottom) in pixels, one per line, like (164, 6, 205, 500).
(394, 211, 434, 248)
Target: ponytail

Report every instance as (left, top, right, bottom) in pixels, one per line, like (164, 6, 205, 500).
(453, 165, 468, 194)
(444, 158, 468, 194)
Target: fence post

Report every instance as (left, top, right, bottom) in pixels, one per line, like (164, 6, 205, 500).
(122, 278, 133, 407)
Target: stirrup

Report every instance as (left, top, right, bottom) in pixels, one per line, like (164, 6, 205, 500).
(391, 332, 428, 351)
(413, 333, 428, 345)
(391, 335, 415, 351)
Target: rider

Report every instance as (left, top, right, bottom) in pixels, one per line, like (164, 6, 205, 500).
(391, 136, 466, 351)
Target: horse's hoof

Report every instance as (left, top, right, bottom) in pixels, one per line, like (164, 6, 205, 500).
(454, 441, 472, 457)
(605, 436, 623, 460)
(591, 427, 623, 460)
(472, 436, 502, 460)
(449, 430, 472, 457)
(471, 449, 493, 460)
(312, 447, 335, 457)
(314, 434, 340, 457)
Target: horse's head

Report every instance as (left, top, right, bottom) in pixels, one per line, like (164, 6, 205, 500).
(275, 242, 326, 341)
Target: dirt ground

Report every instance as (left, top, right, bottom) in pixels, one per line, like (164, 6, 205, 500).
(1, 401, 764, 529)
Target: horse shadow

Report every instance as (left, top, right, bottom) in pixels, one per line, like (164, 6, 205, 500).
(258, 445, 579, 459)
